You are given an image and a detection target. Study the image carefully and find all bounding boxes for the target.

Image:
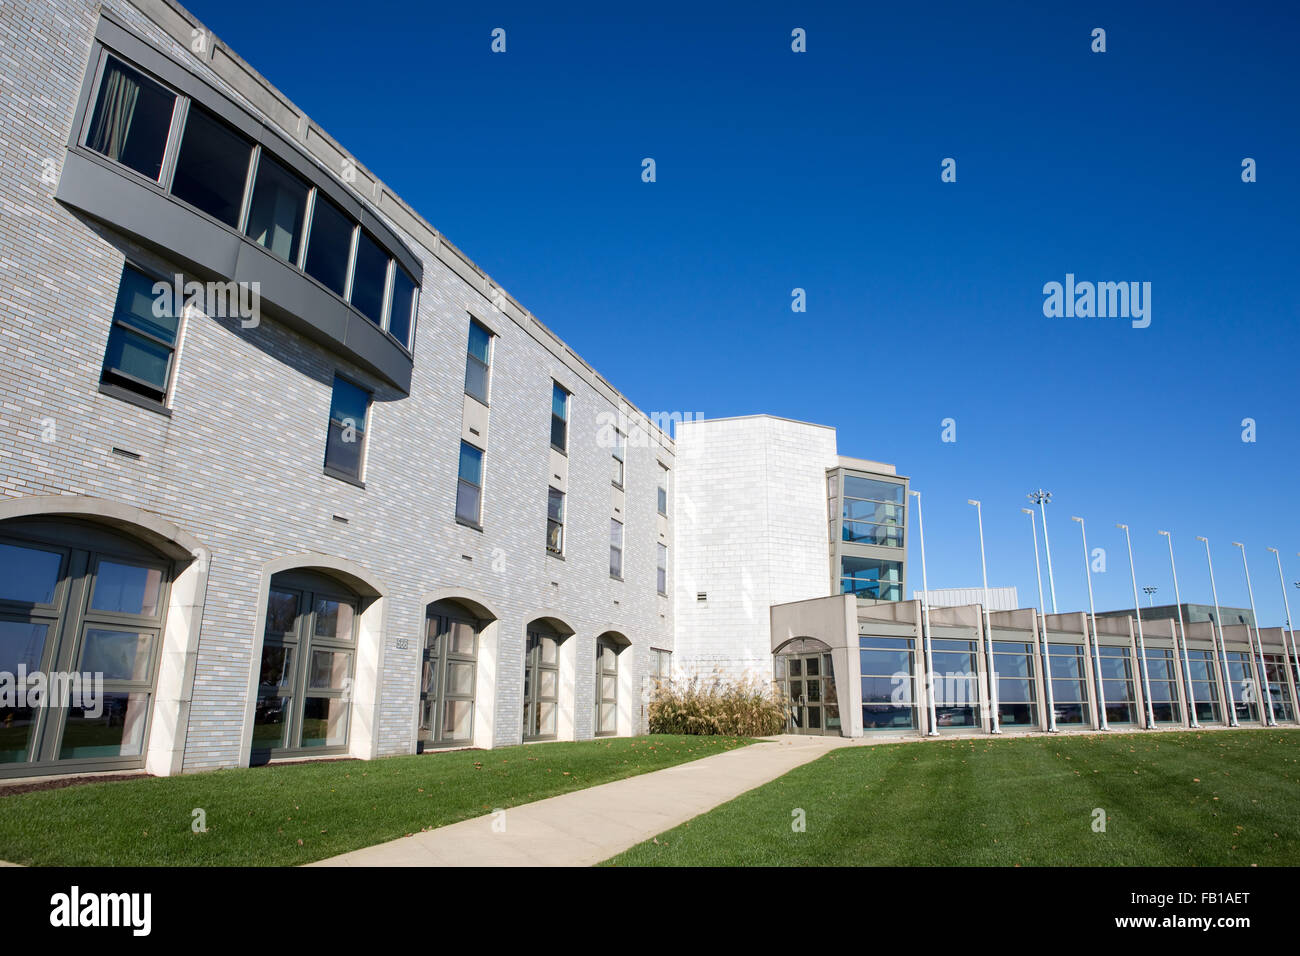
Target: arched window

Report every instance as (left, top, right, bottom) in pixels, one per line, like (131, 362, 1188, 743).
(523, 622, 561, 741)
(595, 635, 621, 737)
(0, 518, 171, 776)
(252, 570, 358, 763)
(419, 600, 480, 749)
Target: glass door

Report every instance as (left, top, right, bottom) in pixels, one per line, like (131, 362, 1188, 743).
(783, 653, 838, 735)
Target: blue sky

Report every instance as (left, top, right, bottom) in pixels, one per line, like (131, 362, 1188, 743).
(190, 0, 1300, 624)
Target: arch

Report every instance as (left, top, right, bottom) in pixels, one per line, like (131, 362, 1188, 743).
(523, 614, 577, 743)
(240, 551, 388, 767)
(774, 636, 832, 657)
(0, 496, 210, 778)
(421, 586, 501, 624)
(412, 590, 501, 753)
(594, 629, 634, 738)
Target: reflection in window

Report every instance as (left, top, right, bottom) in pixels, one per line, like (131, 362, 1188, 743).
(86, 57, 175, 180)
(349, 230, 389, 326)
(420, 607, 478, 748)
(930, 638, 980, 728)
(859, 636, 914, 729)
(551, 383, 569, 451)
(1048, 644, 1089, 725)
(0, 543, 62, 605)
(1185, 648, 1222, 724)
(993, 641, 1038, 727)
(610, 518, 624, 578)
(547, 487, 564, 555)
(101, 264, 179, 402)
(595, 637, 619, 736)
(1225, 651, 1260, 723)
(457, 443, 484, 525)
(1097, 646, 1137, 724)
(387, 267, 417, 349)
(464, 320, 492, 404)
(304, 194, 354, 297)
(323, 376, 370, 482)
(170, 105, 253, 227)
(840, 556, 903, 600)
(524, 626, 560, 741)
(1142, 648, 1182, 723)
(657, 543, 667, 595)
(91, 560, 162, 616)
(245, 154, 309, 264)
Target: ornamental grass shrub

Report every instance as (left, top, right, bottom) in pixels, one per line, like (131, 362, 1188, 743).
(648, 672, 787, 737)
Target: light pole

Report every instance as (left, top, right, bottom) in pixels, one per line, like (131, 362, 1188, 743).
(1028, 490, 1059, 613)
(969, 499, 1000, 734)
(1198, 536, 1238, 727)
(1232, 543, 1276, 726)
(1267, 548, 1299, 721)
(909, 490, 940, 737)
(1119, 524, 1157, 729)
(1023, 507, 1058, 732)
(1071, 516, 1108, 730)
(1159, 530, 1199, 729)
(1142, 586, 1158, 606)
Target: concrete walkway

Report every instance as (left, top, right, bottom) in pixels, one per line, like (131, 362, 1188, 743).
(310, 734, 851, 867)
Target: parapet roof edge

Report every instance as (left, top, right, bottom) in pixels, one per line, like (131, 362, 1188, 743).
(142, 0, 672, 451)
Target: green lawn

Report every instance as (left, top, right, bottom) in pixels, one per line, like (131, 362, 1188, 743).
(0, 735, 751, 866)
(605, 730, 1300, 866)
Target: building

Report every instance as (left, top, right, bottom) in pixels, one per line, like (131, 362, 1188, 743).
(1096, 603, 1256, 628)
(918, 587, 1020, 611)
(0, 0, 674, 780)
(2, 0, 1296, 782)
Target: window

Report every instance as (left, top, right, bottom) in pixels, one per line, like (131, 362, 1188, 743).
(656, 543, 667, 595)
(323, 376, 370, 483)
(651, 649, 671, 682)
(1263, 653, 1294, 722)
(840, 556, 903, 600)
(349, 230, 388, 326)
(244, 153, 310, 264)
(859, 636, 915, 729)
(1185, 648, 1222, 724)
(1143, 648, 1182, 723)
(464, 320, 492, 404)
(841, 475, 906, 549)
(595, 636, 619, 736)
(546, 487, 565, 555)
(101, 264, 180, 404)
(657, 465, 669, 517)
(419, 603, 479, 748)
(253, 573, 358, 760)
(170, 104, 253, 227)
(1097, 645, 1137, 725)
(388, 267, 417, 350)
(86, 57, 176, 180)
(1225, 651, 1260, 723)
(551, 383, 569, 452)
(930, 638, 980, 729)
(1048, 644, 1090, 726)
(523, 625, 560, 741)
(610, 518, 624, 578)
(303, 194, 354, 297)
(0, 522, 170, 776)
(456, 442, 484, 525)
(611, 429, 625, 487)
(993, 641, 1038, 728)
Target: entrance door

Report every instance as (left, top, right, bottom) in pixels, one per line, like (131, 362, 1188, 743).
(783, 653, 839, 735)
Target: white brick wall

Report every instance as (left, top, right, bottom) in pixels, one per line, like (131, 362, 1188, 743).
(0, 0, 673, 772)
(672, 416, 838, 681)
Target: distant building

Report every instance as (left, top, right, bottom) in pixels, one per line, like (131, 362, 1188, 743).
(1096, 604, 1255, 628)
(917, 587, 1020, 611)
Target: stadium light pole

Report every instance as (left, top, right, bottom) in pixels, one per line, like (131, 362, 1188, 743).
(1028, 490, 1059, 613)
(969, 499, 1000, 734)
(1198, 537, 1238, 727)
(1142, 586, 1158, 606)
(1119, 524, 1157, 729)
(1159, 531, 1199, 729)
(1233, 543, 1277, 726)
(909, 490, 940, 737)
(1072, 516, 1108, 730)
(1023, 508, 1058, 732)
